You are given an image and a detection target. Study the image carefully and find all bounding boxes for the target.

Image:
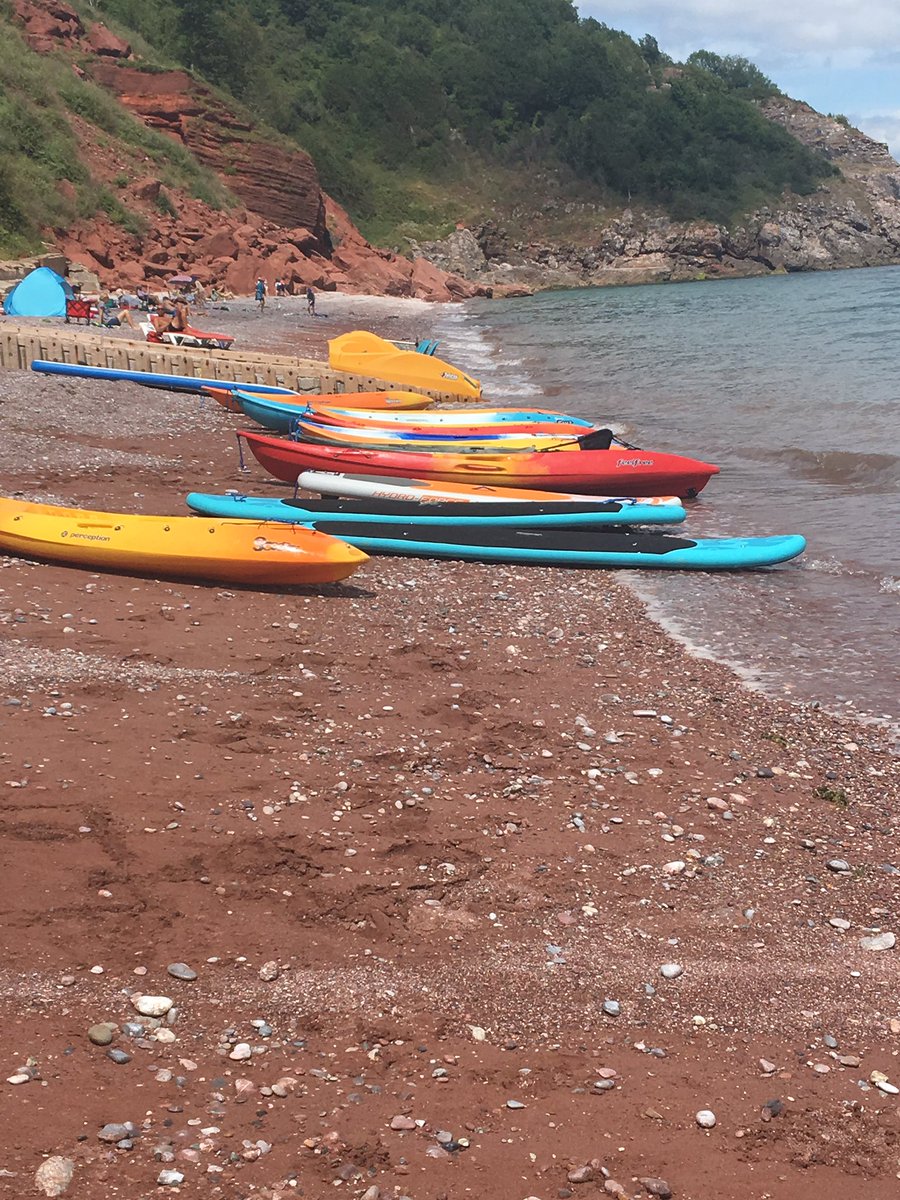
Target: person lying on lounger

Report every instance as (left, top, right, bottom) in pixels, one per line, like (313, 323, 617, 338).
(151, 296, 190, 335)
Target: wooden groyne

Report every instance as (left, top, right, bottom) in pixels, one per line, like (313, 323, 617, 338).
(0, 324, 466, 402)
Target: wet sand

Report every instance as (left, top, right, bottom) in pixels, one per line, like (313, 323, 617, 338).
(1, 301, 898, 1200)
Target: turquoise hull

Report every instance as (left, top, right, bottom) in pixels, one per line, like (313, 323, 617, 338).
(186, 492, 686, 528)
(235, 391, 313, 433)
(185, 495, 805, 569)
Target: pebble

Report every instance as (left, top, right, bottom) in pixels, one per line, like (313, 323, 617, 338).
(34, 1157, 75, 1197)
(229, 1043, 252, 1061)
(271, 1076, 298, 1097)
(874, 1078, 900, 1095)
(88, 1024, 115, 1046)
(826, 859, 851, 873)
(567, 1165, 594, 1183)
(696, 1109, 716, 1128)
(157, 1169, 184, 1186)
(98, 1123, 137, 1143)
(131, 995, 173, 1018)
(506, 1099, 526, 1109)
(640, 1179, 672, 1199)
(166, 963, 198, 981)
(829, 917, 851, 930)
(859, 932, 896, 951)
(389, 1115, 416, 1131)
(663, 860, 686, 875)
(759, 1059, 777, 1074)
(155, 1028, 176, 1044)
(659, 963, 683, 980)
(6, 1073, 31, 1085)
(258, 960, 280, 982)
(106, 1049, 132, 1065)
(602, 999, 621, 1017)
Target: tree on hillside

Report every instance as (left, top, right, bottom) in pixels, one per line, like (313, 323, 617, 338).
(686, 50, 777, 99)
(175, 0, 258, 90)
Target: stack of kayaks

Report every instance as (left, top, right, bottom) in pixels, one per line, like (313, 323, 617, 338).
(217, 396, 803, 570)
(20, 338, 806, 578)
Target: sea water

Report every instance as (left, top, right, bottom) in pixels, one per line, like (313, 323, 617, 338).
(432, 266, 900, 731)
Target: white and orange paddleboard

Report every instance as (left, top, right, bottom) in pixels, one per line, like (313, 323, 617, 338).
(297, 471, 680, 507)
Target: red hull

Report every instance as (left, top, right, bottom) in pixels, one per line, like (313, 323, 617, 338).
(239, 432, 719, 498)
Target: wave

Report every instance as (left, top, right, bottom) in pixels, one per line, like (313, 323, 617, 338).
(434, 307, 541, 398)
(743, 447, 900, 491)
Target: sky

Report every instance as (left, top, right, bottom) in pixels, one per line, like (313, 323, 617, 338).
(577, 1, 900, 159)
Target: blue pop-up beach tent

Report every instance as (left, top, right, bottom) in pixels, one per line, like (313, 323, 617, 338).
(4, 267, 74, 317)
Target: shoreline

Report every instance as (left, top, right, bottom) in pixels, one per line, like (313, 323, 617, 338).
(1, 301, 899, 1199)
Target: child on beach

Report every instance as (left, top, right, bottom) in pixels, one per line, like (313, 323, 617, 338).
(306, 286, 316, 315)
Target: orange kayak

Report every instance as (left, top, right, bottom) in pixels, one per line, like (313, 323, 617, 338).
(201, 387, 433, 414)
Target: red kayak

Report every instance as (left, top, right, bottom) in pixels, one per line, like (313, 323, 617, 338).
(238, 431, 719, 497)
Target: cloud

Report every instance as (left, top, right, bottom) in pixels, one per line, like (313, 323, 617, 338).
(580, 1, 900, 65)
(851, 110, 900, 157)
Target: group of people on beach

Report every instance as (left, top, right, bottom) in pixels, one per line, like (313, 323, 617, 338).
(256, 277, 316, 316)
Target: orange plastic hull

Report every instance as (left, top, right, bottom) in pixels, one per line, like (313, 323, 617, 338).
(201, 387, 433, 414)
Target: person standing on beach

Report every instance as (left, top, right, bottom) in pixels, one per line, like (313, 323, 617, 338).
(255, 278, 267, 313)
(306, 286, 316, 316)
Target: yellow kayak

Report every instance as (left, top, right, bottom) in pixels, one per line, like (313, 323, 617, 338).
(329, 331, 481, 400)
(0, 498, 368, 586)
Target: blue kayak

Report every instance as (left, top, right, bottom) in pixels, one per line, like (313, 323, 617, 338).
(186, 492, 687, 528)
(31, 361, 297, 396)
(235, 391, 315, 433)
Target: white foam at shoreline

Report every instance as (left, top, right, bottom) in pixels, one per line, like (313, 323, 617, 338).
(433, 306, 541, 399)
(625, 576, 899, 746)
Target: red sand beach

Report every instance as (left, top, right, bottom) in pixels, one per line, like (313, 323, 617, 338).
(1, 297, 898, 1200)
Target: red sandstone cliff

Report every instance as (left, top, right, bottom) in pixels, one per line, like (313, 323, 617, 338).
(11, 0, 479, 300)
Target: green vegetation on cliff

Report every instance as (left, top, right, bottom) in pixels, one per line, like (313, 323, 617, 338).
(1, 0, 836, 255)
(94, 0, 835, 238)
(0, 7, 230, 256)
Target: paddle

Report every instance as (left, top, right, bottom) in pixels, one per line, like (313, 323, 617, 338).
(533, 427, 615, 452)
(539, 428, 647, 453)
